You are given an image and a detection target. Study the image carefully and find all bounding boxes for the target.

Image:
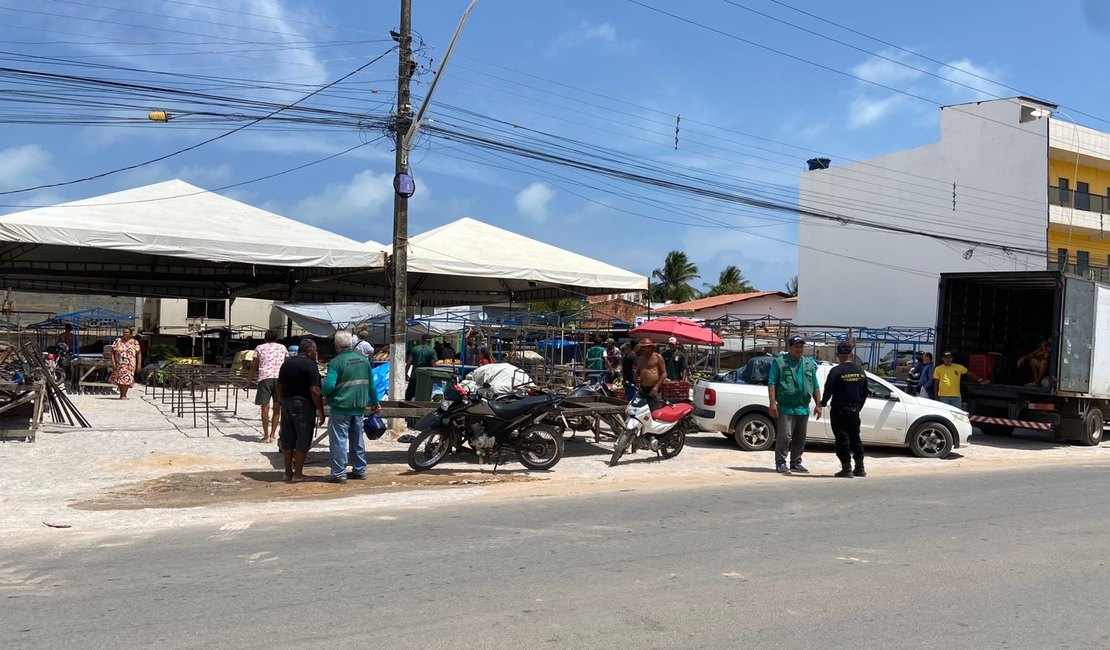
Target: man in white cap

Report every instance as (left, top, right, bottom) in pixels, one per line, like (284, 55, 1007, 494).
(662, 336, 688, 381)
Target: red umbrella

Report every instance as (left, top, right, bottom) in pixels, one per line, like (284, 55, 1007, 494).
(630, 317, 723, 346)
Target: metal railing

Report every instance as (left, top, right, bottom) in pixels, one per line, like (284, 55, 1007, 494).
(1049, 186, 1109, 213)
(1051, 261, 1110, 283)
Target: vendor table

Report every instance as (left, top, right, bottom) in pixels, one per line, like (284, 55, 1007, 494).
(0, 380, 46, 442)
(72, 356, 115, 394)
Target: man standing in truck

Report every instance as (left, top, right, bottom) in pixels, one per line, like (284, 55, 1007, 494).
(934, 351, 987, 409)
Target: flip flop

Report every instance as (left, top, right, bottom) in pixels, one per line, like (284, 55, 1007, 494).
(289, 475, 307, 483)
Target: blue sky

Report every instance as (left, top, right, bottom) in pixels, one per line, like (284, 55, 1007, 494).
(3, 0, 1110, 294)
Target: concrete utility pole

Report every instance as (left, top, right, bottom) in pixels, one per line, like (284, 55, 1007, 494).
(388, 0, 477, 411)
(388, 0, 413, 407)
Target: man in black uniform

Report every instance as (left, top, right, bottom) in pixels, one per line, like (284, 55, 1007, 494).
(820, 342, 870, 478)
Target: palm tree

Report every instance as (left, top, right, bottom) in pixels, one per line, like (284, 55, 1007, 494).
(529, 298, 584, 319)
(785, 275, 799, 297)
(703, 264, 755, 297)
(651, 251, 699, 303)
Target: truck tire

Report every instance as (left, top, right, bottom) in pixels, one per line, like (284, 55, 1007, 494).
(1073, 409, 1104, 446)
(909, 421, 954, 459)
(978, 423, 1014, 437)
(733, 412, 775, 452)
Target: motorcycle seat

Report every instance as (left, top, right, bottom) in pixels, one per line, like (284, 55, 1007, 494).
(486, 394, 560, 420)
(651, 403, 693, 423)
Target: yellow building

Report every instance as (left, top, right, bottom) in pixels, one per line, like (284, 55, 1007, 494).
(1048, 117, 1110, 279)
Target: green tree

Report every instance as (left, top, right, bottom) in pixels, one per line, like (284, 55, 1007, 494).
(785, 275, 799, 297)
(528, 298, 584, 319)
(702, 264, 755, 297)
(651, 250, 700, 303)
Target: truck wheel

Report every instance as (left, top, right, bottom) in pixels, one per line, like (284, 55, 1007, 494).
(733, 413, 775, 452)
(978, 424, 1014, 437)
(909, 421, 954, 459)
(1074, 409, 1104, 446)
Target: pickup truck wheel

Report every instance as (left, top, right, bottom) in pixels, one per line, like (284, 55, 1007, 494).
(733, 413, 775, 451)
(909, 421, 954, 459)
(1074, 409, 1104, 446)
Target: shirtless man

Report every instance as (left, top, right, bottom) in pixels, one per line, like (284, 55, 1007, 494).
(1018, 339, 1050, 387)
(633, 338, 667, 408)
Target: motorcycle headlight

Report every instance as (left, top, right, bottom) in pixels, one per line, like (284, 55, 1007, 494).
(438, 400, 451, 411)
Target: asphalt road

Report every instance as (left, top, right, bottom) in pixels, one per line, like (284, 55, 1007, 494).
(5, 464, 1110, 649)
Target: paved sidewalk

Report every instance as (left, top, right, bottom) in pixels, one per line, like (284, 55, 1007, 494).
(2, 387, 1109, 545)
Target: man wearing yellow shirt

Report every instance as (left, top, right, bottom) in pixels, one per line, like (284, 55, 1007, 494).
(933, 351, 987, 409)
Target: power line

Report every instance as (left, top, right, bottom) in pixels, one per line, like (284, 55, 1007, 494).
(0, 46, 396, 196)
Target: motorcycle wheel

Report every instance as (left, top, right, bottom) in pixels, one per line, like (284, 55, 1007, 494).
(660, 429, 686, 459)
(406, 427, 453, 471)
(609, 427, 634, 467)
(49, 368, 66, 389)
(514, 424, 564, 470)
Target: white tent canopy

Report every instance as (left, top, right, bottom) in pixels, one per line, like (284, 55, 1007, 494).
(374, 217, 648, 305)
(274, 302, 388, 337)
(0, 180, 386, 301)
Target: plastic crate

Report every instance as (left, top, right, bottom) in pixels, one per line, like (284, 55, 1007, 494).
(660, 380, 691, 402)
(968, 354, 994, 383)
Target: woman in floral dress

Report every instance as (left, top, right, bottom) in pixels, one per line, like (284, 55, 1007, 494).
(111, 327, 142, 400)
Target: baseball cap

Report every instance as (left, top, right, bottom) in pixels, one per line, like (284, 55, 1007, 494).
(667, 336, 678, 344)
(836, 342, 854, 354)
(788, 335, 806, 347)
(943, 350, 954, 357)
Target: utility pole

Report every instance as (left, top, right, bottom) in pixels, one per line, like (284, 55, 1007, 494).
(389, 0, 413, 407)
(387, 0, 476, 413)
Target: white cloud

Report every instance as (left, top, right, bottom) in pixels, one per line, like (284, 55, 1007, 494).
(0, 144, 53, 193)
(289, 169, 428, 227)
(844, 49, 1007, 129)
(939, 58, 1008, 101)
(550, 21, 638, 56)
(850, 53, 924, 86)
(848, 94, 909, 128)
(514, 182, 556, 223)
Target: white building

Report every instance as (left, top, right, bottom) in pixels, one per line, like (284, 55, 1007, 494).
(798, 97, 1066, 328)
(142, 298, 289, 335)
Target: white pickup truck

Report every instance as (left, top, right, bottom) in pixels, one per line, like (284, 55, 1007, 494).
(693, 356, 972, 459)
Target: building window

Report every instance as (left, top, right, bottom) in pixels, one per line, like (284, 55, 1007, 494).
(1058, 248, 1068, 270)
(1078, 250, 1090, 275)
(187, 300, 226, 320)
(1077, 181, 1091, 211)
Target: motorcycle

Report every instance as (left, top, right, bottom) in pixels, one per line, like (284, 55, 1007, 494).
(407, 384, 566, 472)
(608, 396, 693, 466)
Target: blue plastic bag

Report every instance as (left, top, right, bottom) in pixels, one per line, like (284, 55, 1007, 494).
(364, 414, 387, 440)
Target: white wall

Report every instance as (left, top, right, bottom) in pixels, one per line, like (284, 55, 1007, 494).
(150, 298, 285, 334)
(798, 99, 1050, 328)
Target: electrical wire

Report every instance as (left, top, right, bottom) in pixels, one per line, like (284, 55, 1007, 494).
(0, 46, 396, 196)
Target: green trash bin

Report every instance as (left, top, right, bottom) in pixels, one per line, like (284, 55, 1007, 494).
(413, 366, 457, 402)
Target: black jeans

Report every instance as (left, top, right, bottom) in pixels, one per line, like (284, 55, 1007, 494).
(830, 405, 864, 468)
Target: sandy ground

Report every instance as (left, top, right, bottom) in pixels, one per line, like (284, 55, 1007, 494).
(4, 384, 1110, 547)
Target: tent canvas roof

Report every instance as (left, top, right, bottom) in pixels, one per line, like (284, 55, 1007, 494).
(0, 180, 386, 301)
(0, 180, 381, 268)
(376, 217, 647, 305)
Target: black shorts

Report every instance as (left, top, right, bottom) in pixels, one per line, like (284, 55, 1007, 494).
(279, 397, 316, 452)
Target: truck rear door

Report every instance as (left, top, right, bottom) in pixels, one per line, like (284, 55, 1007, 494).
(1058, 277, 1096, 394)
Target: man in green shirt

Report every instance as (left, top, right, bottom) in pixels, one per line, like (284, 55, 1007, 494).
(768, 335, 822, 475)
(322, 330, 381, 483)
(404, 334, 438, 401)
(585, 336, 607, 382)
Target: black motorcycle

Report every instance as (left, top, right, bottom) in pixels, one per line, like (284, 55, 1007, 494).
(406, 384, 566, 471)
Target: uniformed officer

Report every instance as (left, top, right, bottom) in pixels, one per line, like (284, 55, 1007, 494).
(820, 342, 870, 478)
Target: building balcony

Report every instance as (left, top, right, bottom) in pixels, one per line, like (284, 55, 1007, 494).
(1048, 186, 1110, 233)
(1050, 261, 1110, 283)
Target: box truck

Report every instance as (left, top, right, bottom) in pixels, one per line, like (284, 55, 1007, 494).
(936, 270, 1110, 445)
